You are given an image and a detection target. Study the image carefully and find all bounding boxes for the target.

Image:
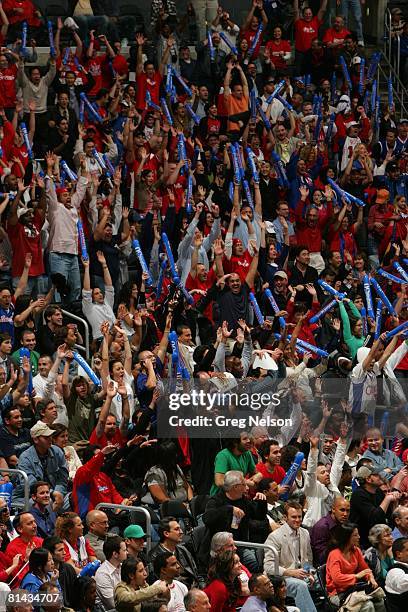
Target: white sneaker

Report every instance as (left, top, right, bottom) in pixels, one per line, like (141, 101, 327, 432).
(64, 17, 79, 30)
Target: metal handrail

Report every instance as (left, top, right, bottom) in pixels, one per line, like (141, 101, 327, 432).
(61, 309, 90, 360)
(234, 540, 280, 575)
(95, 503, 152, 554)
(3, 468, 30, 511)
(383, 8, 407, 116)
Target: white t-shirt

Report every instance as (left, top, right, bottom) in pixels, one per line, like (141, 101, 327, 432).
(349, 362, 380, 417)
(166, 580, 188, 612)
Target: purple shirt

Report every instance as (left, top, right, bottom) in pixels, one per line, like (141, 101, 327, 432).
(310, 513, 337, 566)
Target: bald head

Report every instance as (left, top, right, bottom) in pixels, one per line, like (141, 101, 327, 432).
(185, 589, 211, 612)
(86, 510, 109, 536)
(331, 497, 350, 524)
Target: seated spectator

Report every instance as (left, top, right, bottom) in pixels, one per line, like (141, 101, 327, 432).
(363, 428, 403, 481)
(20, 547, 60, 594)
(71, 575, 104, 612)
(72, 445, 134, 520)
(326, 523, 384, 610)
(392, 506, 408, 539)
(0, 405, 31, 466)
(149, 517, 200, 588)
(255, 440, 286, 483)
(264, 501, 316, 612)
(203, 471, 267, 572)
(95, 536, 128, 610)
(350, 464, 400, 549)
(84, 510, 110, 562)
(124, 526, 147, 565)
(55, 512, 97, 575)
(204, 549, 248, 612)
(142, 440, 193, 506)
(114, 557, 169, 612)
(43, 536, 77, 609)
(211, 435, 258, 495)
(268, 576, 300, 612)
(241, 573, 275, 612)
(51, 424, 82, 481)
(385, 537, 408, 612)
(364, 524, 394, 587)
(310, 496, 350, 566)
(29, 481, 57, 539)
(5, 512, 43, 583)
(15, 421, 68, 507)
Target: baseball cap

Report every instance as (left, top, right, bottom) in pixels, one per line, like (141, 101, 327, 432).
(356, 465, 383, 480)
(391, 8, 403, 15)
(274, 271, 288, 280)
(17, 206, 31, 219)
(123, 525, 145, 539)
(31, 421, 55, 438)
(375, 189, 390, 204)
(356, 346, 371, 363)
(264, 221, 276, 234)
(399, 118, 408, 124)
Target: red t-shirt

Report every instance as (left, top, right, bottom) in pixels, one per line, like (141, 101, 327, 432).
(264, 40, 292, 70)
(186, 268, 216, 320)
(136, 71, 162, 110)
(294, 17, 321, 52)
(223, 251, 253, 284)
(89, 426, 127, 448)
(5, 536, 43, 584)
(322, 27, 351, 48)
(7, 210, 45, 277)
(86, 54, 107, 97)
(328, 227, 357, 257)
(255, 462, 286, 484)
(241, 28, 264, 59)
(3, 0, 41, 25)
(0, 64, 17, 108)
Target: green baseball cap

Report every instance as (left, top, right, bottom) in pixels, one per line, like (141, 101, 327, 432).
(124, 525, 146, 539)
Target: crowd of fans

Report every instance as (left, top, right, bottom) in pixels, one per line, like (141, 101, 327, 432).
(0, 0, 406, 612)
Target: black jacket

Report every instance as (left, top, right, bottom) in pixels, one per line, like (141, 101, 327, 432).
(350, 486, 391, 549)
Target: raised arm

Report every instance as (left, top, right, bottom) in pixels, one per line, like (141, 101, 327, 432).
(135, 32, 145, 76)
(245, 246, 259, 288)
(236, 64, 249, 98)
(317, 0, 328, 22)
(0, 1, 8, 38)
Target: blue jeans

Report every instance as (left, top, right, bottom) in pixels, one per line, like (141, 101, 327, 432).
(341, 0, 363, 43)
(285, 577, 317, 612)
(49, 252, 81, 306)
(12, 275, 49, 298)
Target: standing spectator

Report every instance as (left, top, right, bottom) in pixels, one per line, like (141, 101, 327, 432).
(45, 152, 88, 306)
(293, 0, 328, 73)
(341, 0, 365, 47)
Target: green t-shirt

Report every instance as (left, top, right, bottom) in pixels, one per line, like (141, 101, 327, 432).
(11, 349, 40, 376)
(210, 448, 256, 495)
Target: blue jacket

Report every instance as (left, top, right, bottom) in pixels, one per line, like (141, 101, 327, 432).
(21, 572, 62, 594)
(15, 445, 68, 499)
(362, 448, 403, 481)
